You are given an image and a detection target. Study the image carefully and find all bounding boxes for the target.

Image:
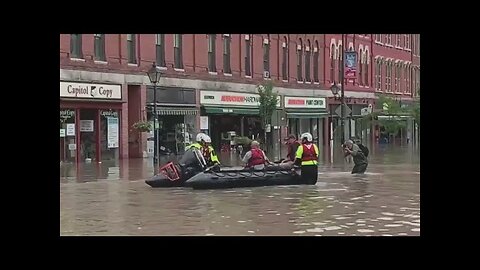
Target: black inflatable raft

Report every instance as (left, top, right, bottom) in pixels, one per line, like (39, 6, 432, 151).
(146, 148, 317, 189)
(145, 149, 208, 188)
(184, 166, 316, 189)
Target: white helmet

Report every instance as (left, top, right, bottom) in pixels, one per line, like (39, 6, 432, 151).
(196, 133, 211, 143)
(301, 132, 313, 142)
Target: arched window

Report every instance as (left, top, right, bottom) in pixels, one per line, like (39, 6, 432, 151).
(313, 40, 319, 83)
(305, 39, 311, 82)
(364, 49, 369, 87)
(297, 38, 303, 81)
(330, 43, 335, 83)
(338, 44, 343, 84)
(405, 64, 410, 94)
(385, 60, 390, 92)
(395, 63, 401, 93)
(282, 36, 288, 81)
(359, 48, 363, 86)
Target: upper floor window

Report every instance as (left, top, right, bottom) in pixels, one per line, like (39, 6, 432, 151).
(70, 34, 83, 59)
(245, 35, 252, 76)
(358, 49, 364, 86)
(413, 35, 418, 55)
(305, 40, 311, 82)
(155, 34, 166, 67)
(396, 34, 401, 47)
(297, 39, 303, 81)
(385, 34, 392, 46)
(330, 43, 336, 83)
(338, 44, 343, 83)
(223, 34, 231, 74)
(208, 34, 216, 72)
(313, 41, 319, 83)
(395, 63, 402, 93)
(127, 34, 136, 64)
(94, 34, 105, 61)
(174, 34, 183, 69)
(375, 59, 382, 91)
(385, 61, 393, 92)
(417, 36, 420, 56)
(415, 67, 420, 92)
(263, 35, 270, 77)
(364, 50, 369, 87)
(405, 64, 411, 94)
(282, 36, 288, 81)
(375, 34, 382, 43)
(404, 34, 411, 50)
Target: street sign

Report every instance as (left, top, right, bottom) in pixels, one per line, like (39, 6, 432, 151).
(335, 104, 352, 117)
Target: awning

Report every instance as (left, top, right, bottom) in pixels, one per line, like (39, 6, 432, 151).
(147, 107, 198, 115)
(286, 110, 329, 119)
(204, 106, 259, 115)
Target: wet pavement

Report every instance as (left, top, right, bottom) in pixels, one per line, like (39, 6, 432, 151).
(60, 145, 420, 236)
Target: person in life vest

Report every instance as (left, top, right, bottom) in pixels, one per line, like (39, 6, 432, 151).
(343, 140, 368, 174)
(279, 134, 300, 169)
(294, 132, 319, 184)
(185, 133, 220, 168)
(242, 140, 271, 170)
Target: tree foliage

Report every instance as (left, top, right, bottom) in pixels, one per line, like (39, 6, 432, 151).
(359, 93, 420, 136)
(257, 81, 278, 126)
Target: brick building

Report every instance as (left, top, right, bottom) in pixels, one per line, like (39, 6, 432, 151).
(59, 34, 419, 163)
(371, 34, 420, 144)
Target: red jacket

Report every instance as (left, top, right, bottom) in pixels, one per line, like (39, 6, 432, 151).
(248, 148, 265, 167)
(302, 144, 318, 161)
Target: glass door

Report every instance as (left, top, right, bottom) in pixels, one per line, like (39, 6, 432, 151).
(60, 109, 76, 162)
(79, 109, 97, 162)
(100, 110, 120, 161)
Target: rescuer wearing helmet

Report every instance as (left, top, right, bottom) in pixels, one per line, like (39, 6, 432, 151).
(294, 132, 319, 184)
(186, 133, 220, 168)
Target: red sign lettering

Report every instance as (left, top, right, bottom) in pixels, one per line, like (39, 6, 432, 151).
(288, 99, 305, 105)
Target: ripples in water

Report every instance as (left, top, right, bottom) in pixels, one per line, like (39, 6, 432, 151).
(61, 149, 420, 236)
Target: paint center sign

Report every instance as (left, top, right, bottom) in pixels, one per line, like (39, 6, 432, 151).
(284, 96, 327, 109)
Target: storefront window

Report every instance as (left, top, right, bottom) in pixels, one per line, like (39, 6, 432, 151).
(147, 111, 196, 155)
(299, 118, 310, 135)
(60, 109, 76, 162)
(100, 110, 120, 161)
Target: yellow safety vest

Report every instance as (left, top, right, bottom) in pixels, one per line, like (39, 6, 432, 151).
(186, 143, 220, 164)
(295, 143, 319, 166)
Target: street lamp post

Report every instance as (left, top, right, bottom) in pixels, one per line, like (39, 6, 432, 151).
(330, 81, 345, 145)
(330, 34, 346, 144)
(147, 63, 162, 168)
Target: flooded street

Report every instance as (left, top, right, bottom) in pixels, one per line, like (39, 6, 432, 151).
(60, 146, 420, 236)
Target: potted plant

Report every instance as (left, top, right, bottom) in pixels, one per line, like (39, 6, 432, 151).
(132, 120, 152, 132)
